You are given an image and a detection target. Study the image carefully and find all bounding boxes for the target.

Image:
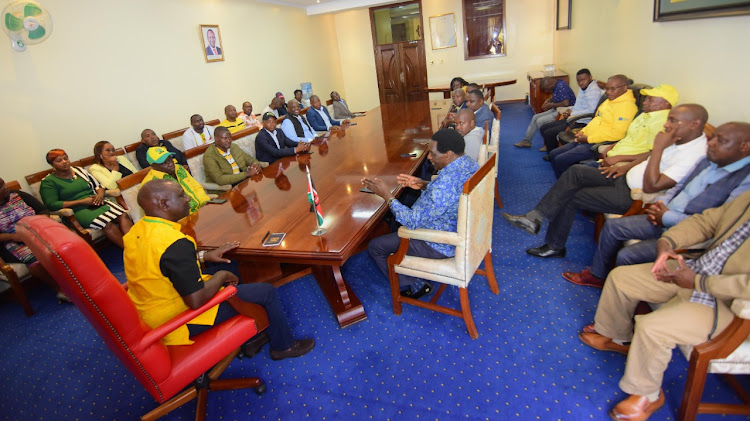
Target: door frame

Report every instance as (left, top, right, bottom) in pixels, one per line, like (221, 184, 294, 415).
(369, 0, 428, 104)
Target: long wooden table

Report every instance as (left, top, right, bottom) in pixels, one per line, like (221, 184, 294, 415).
(182, 100, 449, 327)
(425, 78, 517, 103)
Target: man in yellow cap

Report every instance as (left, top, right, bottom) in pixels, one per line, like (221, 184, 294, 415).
(142, 146, 209, 213)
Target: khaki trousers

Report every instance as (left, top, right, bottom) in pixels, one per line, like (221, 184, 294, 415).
(593, 262, 734, 396)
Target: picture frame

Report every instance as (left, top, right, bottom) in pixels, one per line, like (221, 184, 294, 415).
(653, 0, 750, 22)
(200, 24, 224, 63)
(429, 13, 457, 50)
(556, 0, 571, 30)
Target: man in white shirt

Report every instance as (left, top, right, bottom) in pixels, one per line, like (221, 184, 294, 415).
(280, 100, 317, 143)
(454, 109, 484, 163)
(502, 104, 709, 258)
(181, 114, 215, 150)
(540, 68, 605, 152)
(262, 97, 282, 119)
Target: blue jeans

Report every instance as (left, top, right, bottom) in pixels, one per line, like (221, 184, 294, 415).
(590, 214, 663, 279)
(522, 109, 558, 144)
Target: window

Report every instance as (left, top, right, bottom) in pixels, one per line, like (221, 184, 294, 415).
(372, 2, 423, 45)
(462, 0, 506, 60)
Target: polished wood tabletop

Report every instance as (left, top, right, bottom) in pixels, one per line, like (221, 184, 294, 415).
(182, 100, 451, 327)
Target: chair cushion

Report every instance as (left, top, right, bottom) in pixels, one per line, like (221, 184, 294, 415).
(0, 262, 30, 281)
(395, 256, 466, 287)
(233, 132, 259, 158)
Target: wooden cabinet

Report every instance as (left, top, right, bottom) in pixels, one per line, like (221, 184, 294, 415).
(527, 70, 569, 114)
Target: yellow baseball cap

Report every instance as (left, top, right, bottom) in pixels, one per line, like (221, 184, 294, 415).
(146, 146, 175, 164)
(640, 84, 679, 107)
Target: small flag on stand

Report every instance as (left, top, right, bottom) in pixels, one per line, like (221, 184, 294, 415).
(306, 167, 324, 226)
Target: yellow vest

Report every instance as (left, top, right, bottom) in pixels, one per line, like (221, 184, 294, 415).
(123, 216, 218, 345)
(142, 164, 209, 213)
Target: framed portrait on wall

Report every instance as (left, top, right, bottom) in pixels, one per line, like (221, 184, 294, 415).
(653, 0, 750, 22)
(200, 24, 224, 63)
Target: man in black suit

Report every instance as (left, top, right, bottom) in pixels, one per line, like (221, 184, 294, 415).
(135, 128, 189, 171)
(255, 112, 310, 164)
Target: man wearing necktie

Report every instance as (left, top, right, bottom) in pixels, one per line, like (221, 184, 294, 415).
(205, 29, 222, 56)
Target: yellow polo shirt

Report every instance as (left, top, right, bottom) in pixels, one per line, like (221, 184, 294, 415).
(142, 164, 209, 213)
(219, 118, 245, 134)
(581, 90, 637, 143)
(123, 216, 218, 346)
(607, 109, 669, 157)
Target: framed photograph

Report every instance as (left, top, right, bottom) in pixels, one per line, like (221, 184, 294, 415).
(200, 24, 224, 63)
(654, 0, 750, 22)
(429, 13, 457, 50)
(556, 0, 571, 30)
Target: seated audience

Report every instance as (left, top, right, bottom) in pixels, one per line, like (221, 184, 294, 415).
(440, 89, 468, 128)
(255, 112, 310, 164)
(141, 147, 209, 214)
(182, 114, 215, 150)
(514, 77, 576, 148)
(204, 126, 263, 186)
(450, 76, 469, 92)
(540, 68, 604, 152)
(293, 89, 310, 108)
(136, 129, 188, 170)
(307, 95, 347, 131)
(238, 102, 262, 129)
(262, 97, 282, 119)
(565, 122, 750, 288)
(579, 189, 750, 420)
(501, 104, 709, 258)
(275, 92, 288, 116)
(330, 91, 357, 120)
(218, 105, 245, 134)
(546, 75, 639, 177)
(280, 100, 317, 143)
(454, 109, 483, 163)
(364, 129, 479, 299)
(124, 178, 314, 359)
(0, 177, 67, 302)
(40, 149, 132, 248)
(466, 89, 493, 136)
(89, 141, 137, 190)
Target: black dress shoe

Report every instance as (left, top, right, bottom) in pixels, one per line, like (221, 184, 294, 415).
(542, 155, 550, 161)
(241, 332, 270, 358)
(501, 212, 540, 235)
(270, 338, 315, 361)
(526, 244, 566, 258)
(400, 282, 433, 299)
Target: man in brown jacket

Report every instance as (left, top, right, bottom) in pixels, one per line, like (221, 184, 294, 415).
(579, 186, 750, 420)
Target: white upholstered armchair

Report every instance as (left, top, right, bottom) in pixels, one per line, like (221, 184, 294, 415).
(387, 155, 499, 339)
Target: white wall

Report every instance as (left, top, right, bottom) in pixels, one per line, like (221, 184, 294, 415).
(553, 0, 750, 124)
(0, 0, 344, 187)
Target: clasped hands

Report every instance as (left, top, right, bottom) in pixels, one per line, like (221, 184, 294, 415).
(361, 173, 427, 201)
(651, 247, 696, 289)
(246, 163, 262, 177)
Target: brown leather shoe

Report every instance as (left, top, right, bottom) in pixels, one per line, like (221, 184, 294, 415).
(609, 391, 665, 420)
(241, 332, 270, 358)
(562, 268, 605, 288)
(270, 338, 315, 361)
(579, 331, 630, 355)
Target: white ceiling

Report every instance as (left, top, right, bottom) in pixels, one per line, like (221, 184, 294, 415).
(255, 0, 405, 15)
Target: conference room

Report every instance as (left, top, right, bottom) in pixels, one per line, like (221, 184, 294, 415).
(2, 0, 750, 420)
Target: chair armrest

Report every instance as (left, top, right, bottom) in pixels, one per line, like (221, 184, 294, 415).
(140, 285, 238, 349)
(731, 299, 750, 319)
(49, 215, 61, 223)
(53, 208, 75, 217)
(565, 113, 594, 126)
(200, 182, 231, 192)
(105, 189, 121, 197)
(397, 226, 461, 246)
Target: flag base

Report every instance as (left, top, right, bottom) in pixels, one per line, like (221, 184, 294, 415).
(311, 227, 327, 236)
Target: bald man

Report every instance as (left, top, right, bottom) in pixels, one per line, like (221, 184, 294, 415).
(219, 105, 245, 134)
(454, 109, 484, 162)
(502, 104, 709, 258)
(123, 179, 314, 360)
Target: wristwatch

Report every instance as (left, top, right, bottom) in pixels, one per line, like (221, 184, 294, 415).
(198, 250, 206, 263)
(387, 197, 396, 207)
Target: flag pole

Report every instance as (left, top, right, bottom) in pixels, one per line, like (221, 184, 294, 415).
(306, 166, 326, 236)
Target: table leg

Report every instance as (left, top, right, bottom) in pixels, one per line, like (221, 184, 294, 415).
(312, 265, 367, 328)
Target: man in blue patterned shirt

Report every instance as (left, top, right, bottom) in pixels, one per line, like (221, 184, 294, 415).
(363, 129, 480, 299)
(514, 77, 576, 148)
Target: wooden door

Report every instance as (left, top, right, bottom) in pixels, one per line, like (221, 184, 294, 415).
(370, 1, 428, 105)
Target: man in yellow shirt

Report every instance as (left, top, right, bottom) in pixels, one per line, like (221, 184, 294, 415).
(548, 75, 638, 177)
(124, 178, 314, 359)
(219, 104, 246, 134)
(141, 146, 210, 213)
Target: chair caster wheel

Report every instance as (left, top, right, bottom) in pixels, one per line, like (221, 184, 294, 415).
(255, 383, 266, 395)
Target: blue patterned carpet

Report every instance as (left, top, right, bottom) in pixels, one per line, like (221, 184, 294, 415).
(1, 103, 748, 420)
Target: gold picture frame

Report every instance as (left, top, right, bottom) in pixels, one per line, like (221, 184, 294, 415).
(429, 13, 457, 50)
(200, 24, 224, 63)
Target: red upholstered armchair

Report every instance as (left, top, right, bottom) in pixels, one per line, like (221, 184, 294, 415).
(16, 216, 269, 420)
